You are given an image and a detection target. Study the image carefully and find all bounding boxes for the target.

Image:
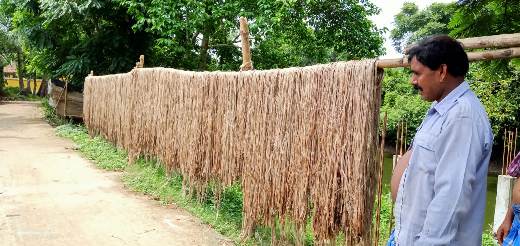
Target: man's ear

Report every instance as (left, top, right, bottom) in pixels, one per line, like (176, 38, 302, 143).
(439, 64, 448, 82)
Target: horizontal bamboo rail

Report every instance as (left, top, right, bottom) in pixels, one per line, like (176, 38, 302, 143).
(404, 33, 520, 54)
(377, 47, 520, 68)
(378, 33, 520, 68)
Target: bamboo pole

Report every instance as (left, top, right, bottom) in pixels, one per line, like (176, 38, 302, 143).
(506, 131, 510, 169)
(507, 131, 513, 168)
(395, 122, 400, 160)
(134, 55, 144, 69)
(239, 17, 253, 71)
(503, 129, 507, 175)
(389, 121, 401, 235)
(374, 113, 387, 246)
(514, 128, 518, 156)
(404, 121, 408, 151)
(377, 47, 520, 68)
(63, 80, 68, 117)
(400, 121, 405, 155)
(467, 47, 520, 62)
(404, 33, 520, 54)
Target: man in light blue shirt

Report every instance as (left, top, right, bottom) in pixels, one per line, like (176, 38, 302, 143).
(388, 35, 493, 245)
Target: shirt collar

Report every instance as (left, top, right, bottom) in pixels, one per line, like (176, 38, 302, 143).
(430, 81, 470, 116)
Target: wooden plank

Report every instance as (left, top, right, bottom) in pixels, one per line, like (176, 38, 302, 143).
(50, 83, 83, 118)
(404, 33, 520, 54)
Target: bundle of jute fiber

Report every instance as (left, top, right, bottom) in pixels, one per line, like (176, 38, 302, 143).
(83, 59, 381, 245)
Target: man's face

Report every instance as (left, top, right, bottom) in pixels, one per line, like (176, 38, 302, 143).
(410, 56, 444, 102)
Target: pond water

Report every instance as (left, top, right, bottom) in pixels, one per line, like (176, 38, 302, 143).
(381, 153, 498, 232)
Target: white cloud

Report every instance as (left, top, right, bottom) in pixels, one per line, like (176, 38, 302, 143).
(369, 0, 455, 58)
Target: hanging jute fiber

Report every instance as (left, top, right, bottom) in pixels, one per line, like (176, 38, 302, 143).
(83, 60, 381, 245)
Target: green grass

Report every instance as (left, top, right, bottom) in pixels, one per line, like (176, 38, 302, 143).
(53, 123, 322, 245)
(56, 124, 127, 171)
(1, 87, 41, 101)
(54, 123, 255, 243)
(53, 121, 500, 245)
(122, 159, 246, 242)
(41, 98, 68, 126)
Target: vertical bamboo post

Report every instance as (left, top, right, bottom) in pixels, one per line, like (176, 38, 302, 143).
(389, 121, 401, 234)
(514, 128, 518, 156)
(135, 55, 144, 69)
(63, 80, 68, 117)
(139, 55, 144, 68)
(374, 113, 387, 246)
(239, 17, 253, 71)
(503, 129, 508, 175)
(507, 130, 513, 168)
(404, 121, 408, 151)
(506, 131, 511, 167)
(400, 121, 405, 155)
(394, 121, 400, 163)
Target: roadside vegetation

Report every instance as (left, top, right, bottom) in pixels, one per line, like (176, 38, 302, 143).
(0, 87, 40, 101)
(43, 98, 498, 245)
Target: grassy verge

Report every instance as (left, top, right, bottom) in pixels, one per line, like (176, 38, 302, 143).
(41, 98, 68, 126)
(1, 87, 41, 101)
(46, 110, 498, 245)
(55, 123, 254, 243)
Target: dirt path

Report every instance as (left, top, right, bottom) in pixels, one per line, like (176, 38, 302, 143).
(0, 102, 229, 246)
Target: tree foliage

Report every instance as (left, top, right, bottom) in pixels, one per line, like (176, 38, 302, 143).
(2, 0, 151, 88)
(450, 0, 520, 133)
(387, 1, 520, 139)
(116, 0, 385, 70)
(390, 2, 456, 53)
(380, 68, 429, 141)
(1, 0, 384, 87)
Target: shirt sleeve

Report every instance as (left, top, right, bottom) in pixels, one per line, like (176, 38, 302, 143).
(415, 116, 484, 245)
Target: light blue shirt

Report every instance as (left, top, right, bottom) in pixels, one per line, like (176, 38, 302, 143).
(394, 81, 493, 245)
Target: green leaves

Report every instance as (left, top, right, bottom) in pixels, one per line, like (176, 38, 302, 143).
(3, 0, 152, 86)
(390, 2, 456, 53)
(380, 68, 430, 139)
(388, 0, 520, 140)
(115, 0, 384, 71)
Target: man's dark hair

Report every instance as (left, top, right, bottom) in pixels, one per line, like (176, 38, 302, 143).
(407, 35, 469, 77)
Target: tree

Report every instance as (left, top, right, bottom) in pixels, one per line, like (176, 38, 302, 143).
(116, 0, 385, 71)
(448, 0, 520, 133)
(0, 30, 11, 94)
(0, 1, 25, 94)
(387, 0, 520, 141)
(390, 2, 456, 53)
(3, 0, 152, 88)
(379, 68, 429, 142)
(1, 0, 384, 89)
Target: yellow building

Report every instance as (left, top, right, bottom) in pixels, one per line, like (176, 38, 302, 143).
(3, 64, 43, 93)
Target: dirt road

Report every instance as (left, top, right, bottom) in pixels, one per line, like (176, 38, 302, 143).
(0, 102, 229, 246)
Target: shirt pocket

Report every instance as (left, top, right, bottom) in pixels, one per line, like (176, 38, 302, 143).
(411, 132, 437, 174)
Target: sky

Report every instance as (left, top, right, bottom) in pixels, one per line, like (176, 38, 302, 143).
(369, 0, 455, 58)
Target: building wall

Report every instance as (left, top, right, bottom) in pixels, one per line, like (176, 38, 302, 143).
(5, 78, 43, 93)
